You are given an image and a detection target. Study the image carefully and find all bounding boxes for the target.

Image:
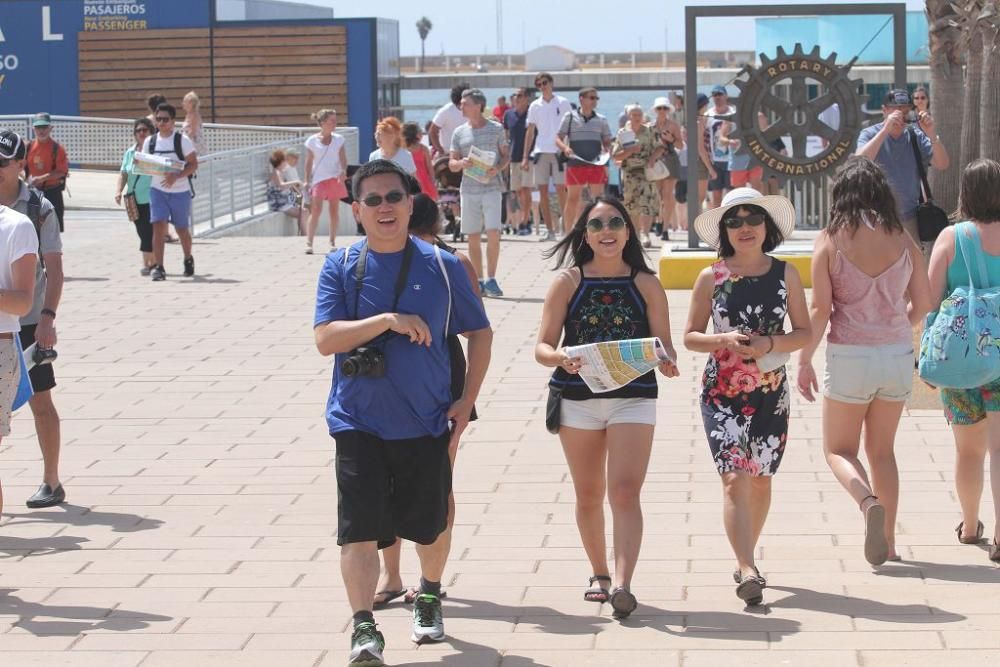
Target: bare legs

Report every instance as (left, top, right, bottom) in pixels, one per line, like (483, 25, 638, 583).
(565, 185, 585, 235)
(823, 397, 905, 559)
(152, 222, 192, 269)
(560, 423, 653, 590)
(953, 413, 1000, 544)
(307, 199, 338, 249)
(29, 390, 61, 489)
(658, 179, 677, 231)
(721, 472, 772, 579)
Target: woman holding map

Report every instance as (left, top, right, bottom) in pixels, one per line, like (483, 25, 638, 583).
(683, 187, 810, 608)
(535, 196, 679, 620)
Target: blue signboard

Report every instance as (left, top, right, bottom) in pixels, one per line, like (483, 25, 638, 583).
(0, 0, 210, 114)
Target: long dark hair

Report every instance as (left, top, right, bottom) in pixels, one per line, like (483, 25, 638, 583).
(543, 196, 653, 274)
(828, 156, 904, 235)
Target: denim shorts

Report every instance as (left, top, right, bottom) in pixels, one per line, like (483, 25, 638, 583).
(149, 188, 192, 228)
(560, 397, 657, 430)
(823, 342, 913, 404)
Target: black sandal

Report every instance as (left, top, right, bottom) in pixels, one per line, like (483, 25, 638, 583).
(732, 566, 767, 588)
(584, 575, 612, 603)
(609, 586, 638, 619)
(735, 572, 765, 606)
(956, 520, 985, 545)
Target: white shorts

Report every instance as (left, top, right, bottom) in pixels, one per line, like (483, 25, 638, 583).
(824, 342, 914, 404)
(460, 191, 503, 234)
(560, 397, 657, 430)
(0, 337, 21, 437)
(532, 153, 566, 187)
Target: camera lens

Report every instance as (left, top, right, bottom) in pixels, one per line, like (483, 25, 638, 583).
(342, 358, 360, 377)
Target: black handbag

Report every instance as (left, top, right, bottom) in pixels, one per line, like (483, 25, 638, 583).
(908, 129, 949, 243)
(545, 385, 563, 434)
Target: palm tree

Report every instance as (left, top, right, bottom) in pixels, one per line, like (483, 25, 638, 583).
(925, 0, 965, 212)
(959, 4, 983, 172)
(416, 17, 433, 73)
(978, 1, 1000, 160)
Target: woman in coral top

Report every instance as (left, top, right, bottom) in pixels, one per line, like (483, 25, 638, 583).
(403, 122, 438, 201)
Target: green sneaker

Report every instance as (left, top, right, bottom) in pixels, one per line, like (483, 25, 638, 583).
(411, 593, 445, 643)
(349, 621, 385, 666)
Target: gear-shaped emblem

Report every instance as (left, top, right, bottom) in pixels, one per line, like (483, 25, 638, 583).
(730, 44, 867, 182)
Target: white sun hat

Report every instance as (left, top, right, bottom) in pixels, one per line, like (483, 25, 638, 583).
(652, 96, 674, 111)
(693, 187, 796, 249)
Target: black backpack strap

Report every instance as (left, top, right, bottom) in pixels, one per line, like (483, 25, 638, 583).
(907, 128, 933, 203)
(173, 132, 184, 161)
(27, 188, 45, 270)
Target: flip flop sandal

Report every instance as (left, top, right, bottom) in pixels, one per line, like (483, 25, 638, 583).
(372, 589, 406, 610)
(956, 520, 985, 545)
(990, 540, 1000, 563)
(735, 574, 765, 606)
(732, 567, 767, 587)
(583, 575, 612, 603)
(609, 587, 638, 620)
(862, 496, 888, 566)
(403, 587, 447, 604)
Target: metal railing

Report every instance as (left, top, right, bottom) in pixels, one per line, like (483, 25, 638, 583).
(0, 115, 360, 170)
(786, 174, 831, 230)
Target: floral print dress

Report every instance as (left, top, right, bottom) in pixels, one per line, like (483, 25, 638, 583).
(701, 259, 791, 477)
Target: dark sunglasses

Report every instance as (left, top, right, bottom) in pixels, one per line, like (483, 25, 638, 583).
(586, 216, 626, 232)
(535, 80, 551, 88)
(134, 127, 149, 134)
(154, 116, 171, 123)
(361, 190, 406, 207)
(723, 213, 766, 229)
(0, 157, 12, 168)
(585, 96, 599, 101)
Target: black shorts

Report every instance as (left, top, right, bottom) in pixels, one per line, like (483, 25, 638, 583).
(674, 179, 688, 204)
(17, 324, 56, 393)
(708, 161, 730, 191)
(334, 429, 452, 549)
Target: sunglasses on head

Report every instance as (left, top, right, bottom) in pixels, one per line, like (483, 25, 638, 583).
(723, 213, 766, 229)
(361, 190, 406, 207)
(155, 116, 171, 123)
(586, 216, 626, 232)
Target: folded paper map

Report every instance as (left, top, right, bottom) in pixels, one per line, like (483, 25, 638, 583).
(133, 151, 184, 177)
(564, 337, 673, 394)
(464, 145, 497, 184)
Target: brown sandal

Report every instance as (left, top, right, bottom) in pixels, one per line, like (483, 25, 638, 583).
(955, 520, 985, 545)
(584, 575, 612, 603)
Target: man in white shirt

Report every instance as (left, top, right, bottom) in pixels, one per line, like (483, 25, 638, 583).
(429, 83, 470, 158)
(147, 103, 198, 282)
(522, 72, 572, 240)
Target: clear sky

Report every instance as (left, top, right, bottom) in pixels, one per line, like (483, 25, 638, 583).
(313, 0, 927, 56)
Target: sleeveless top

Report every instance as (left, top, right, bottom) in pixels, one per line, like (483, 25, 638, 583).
(947, 222, 1000, 291)
(410, 146, 439, 201)
(550, 267, 657, 400)
(828, 238, 913, 346)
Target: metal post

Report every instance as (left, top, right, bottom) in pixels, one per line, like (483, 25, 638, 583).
(685, 6, 699, 249)
(891, 4, 907, 89)
(249, 153, 255, 216)
(229, 157, 236, 226)
(208, 159, 215, 230)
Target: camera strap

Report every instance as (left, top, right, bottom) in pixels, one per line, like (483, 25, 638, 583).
(351, 239, 415, 320)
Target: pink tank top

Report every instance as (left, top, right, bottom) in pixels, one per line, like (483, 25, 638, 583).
(828, 246, 913, 346)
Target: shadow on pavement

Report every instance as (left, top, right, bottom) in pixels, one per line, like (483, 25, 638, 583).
(873, 559, 1000, 584)
(629, 604, 798, 642)
(181, 274, 242, 284)
(63, 276, 110, 282)
(397, 636, 553, 667)
(7, 504, 164, 533)
(442, 596, 610, 635)
(0, 588, 172, 636)
(0, 534, 89, 558)
(767, 585, 966, 623)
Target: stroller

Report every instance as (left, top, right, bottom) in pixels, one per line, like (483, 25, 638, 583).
(433, 156, 464, 243)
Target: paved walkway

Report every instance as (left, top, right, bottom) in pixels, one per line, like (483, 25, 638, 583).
(0, 206, 996, 666)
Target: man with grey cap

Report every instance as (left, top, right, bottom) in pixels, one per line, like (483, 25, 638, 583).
(449, 88, 510, 298)
(24, 113, 69, 232)
(0, 129, 67, 509)
(856, 88, 950, 249)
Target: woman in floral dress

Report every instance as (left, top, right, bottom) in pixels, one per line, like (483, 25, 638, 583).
(613, 105, 663, 248)
(684, 188, 811, 607)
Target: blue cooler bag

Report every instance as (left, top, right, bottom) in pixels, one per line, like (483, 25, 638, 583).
(919, 222, 1000, 388)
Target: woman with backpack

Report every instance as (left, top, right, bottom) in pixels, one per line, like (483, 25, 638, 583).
(926, 158, 1000, 562)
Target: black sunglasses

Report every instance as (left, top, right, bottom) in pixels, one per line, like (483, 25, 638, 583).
(0, 157, 12, 168)
(723, 213, 766, 229)
(154, 116, 171, 123)
(586, 216, 626, 232)
(535, 80, 551, 88)
(134, 127, 149, 134)
(585, 96, 599, 101)
(361, 190, 407, 207)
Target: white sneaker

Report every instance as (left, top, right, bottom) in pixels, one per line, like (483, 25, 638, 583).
(411, 593, 445, 643)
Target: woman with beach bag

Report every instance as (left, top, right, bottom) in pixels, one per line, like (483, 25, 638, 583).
(923, 158, 1000, 561)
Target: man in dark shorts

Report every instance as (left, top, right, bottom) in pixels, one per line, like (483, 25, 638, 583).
(313, 160, 492, 667)
(0, 130, 66, 508)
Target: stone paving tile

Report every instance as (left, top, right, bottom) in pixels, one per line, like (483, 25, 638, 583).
(0, 206, 997, 663)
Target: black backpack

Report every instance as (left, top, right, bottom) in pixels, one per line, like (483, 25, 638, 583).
(146, 132, 195, 196)
(25, 187, 46, 270)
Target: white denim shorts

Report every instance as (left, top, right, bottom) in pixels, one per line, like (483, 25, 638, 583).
(560, 397, 657, 430)
(824, 342, 914, 404)
(0, 336, 21, 437)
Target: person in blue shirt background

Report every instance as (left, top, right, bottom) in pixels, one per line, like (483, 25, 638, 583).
(313, 159, 491, 666)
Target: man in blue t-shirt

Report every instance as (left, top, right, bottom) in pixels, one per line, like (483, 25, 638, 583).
(504, 88, 533, 234)
(856, 88, 950, 251)
(314, 160, 492, 665)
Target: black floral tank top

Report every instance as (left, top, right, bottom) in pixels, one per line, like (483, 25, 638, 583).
(550, 267, 657, 400)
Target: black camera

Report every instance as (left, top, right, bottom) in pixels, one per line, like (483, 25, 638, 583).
(905, 110, 919, 124)
(32, 346, 57, 366)
(341, 346, 386, 378)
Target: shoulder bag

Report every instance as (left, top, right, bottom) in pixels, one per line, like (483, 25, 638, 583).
(918, 222, 1000, 388)
(908, 128, 949, 243)
(123, 173, 141, 222)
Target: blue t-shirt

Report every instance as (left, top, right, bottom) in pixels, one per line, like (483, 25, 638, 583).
(856, 123, 933, 221)
(314, 237, 490, 440)
(503, 108, 529, 162)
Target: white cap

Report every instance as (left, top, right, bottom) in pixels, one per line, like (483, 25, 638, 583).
(652, 97, 673, 111)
